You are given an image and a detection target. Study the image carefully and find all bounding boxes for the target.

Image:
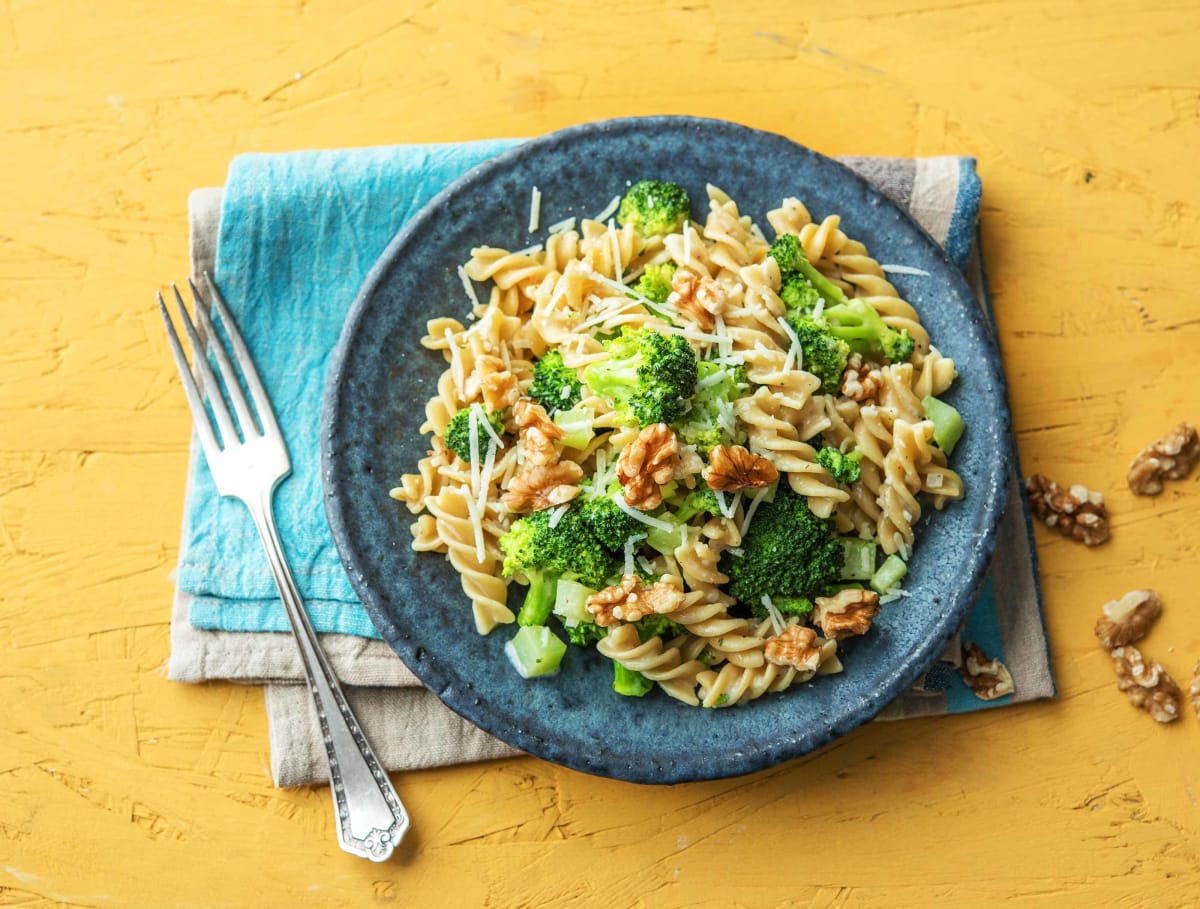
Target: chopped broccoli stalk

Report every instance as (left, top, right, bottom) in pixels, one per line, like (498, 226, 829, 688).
(443, 407, 505, 463)
(871, 554, 908, 594)
(505, 625, 567, 678)
(612, 662, 654, 697)
(922, 395, 965, 456)
(644, 520, 686, 556)
(617, 180, 691, 237)
(553, 578, 596, 627)
(631, 262, 678, 304)
(823, 298, 916, 362)
(582, 327, 699, 426)
(718, 484, 844, 605)
(773, 595, 814, 618)
(565, 621, 607, 647)
(552, 403, 594, 450)
(635, 615, 685, 641)
(579, 492, 644, 553)
(770, 235, 850, 308)
(516, 571, 559, 627)
(528, 349, 582, 414)
(787, 315, 851, 394)
(500, 507, 620, 596)
(674, 361, 748, 454)
(841, 538, 877, 580)
(816, 447, 862, 484)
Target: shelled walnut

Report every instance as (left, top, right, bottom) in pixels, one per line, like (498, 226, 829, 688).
(512, 398, 565, 466)
(1024, 474, 1109, 546)
(1110, 645, 1182, 724)
(703, 444, 778, 492)
(616, 423, 679, 509)
(1127, 421, 1199, 496)
(500, 462, 582, 513)
(960, 642, 1015, 701)
(812, 588, 880, 640)
(586, 575, 685, 627)
(763, 625, 822, 671)
(669, 267, 727, 330)
(1094, 590, 1162, 651)
(841, 353, 882, 402)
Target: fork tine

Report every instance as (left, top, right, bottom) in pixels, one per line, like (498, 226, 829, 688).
(158, 293, 221, 459)
(170, 283, 240, 448)
(188, 277, 260, 437)
(203, 271, 283, 439)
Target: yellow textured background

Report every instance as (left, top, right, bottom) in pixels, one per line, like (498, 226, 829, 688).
(3, 1, 1199, 906)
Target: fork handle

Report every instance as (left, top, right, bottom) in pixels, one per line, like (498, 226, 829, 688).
(247, 494, 409, 861)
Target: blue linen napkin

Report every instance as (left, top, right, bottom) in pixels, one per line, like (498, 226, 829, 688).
(178, 142, 1052, 716)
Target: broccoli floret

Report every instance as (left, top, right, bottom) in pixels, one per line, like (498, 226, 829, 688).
(780, 274, 823, 315)
(582, 327, 699, 427)
(823, 298, 916, 362)
(815, 447, 862, 484)
(443, 407, 505, 463)
(617, 180, 691, 237)
(787, 316, 851, 394)
(579, 493, 643, 553)
(565, 621, 606, 647)
(768, 234, 807, 274)
(673, 361, 748, 454)
(770, 596, 814, 619)
(718, 484, 843, 606)
(500, 509, 620, 625)
(635, 615, 685, 642)
(527, 350, 582, 413)
(673, 482, 723, 523)
(631, 262, 678, 304)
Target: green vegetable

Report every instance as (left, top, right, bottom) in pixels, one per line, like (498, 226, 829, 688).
(871, 554, 908, 594)
(578, 489, 644, 553)
(528, 349, 583, 414)
(841, 538, 877, 580)
(672, 482, 723, 523)
(772, 595, 815, 618)
(553, 578, 596, 627)
(612, 662, 654, 697)
(634, 615, 684, 642)
(617, 180, 691, 237)
(673, 361, 748, 454)
(719, 484, 844, 609)
(582, 327, 699, 427)
(816, 446, 862, 484)
(505, 625, 567, 678)
(787, 316, 851, 394)
(443, 406, 504, 463)
(630, 262, 678, 304)
(922, 395, 965, 456)
(565, 621, 607, 647)
(552, 403, 594, 449)
(780, 273, 823, 314)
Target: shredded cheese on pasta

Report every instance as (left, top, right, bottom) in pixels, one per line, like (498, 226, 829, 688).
(528, 186, 541, 233)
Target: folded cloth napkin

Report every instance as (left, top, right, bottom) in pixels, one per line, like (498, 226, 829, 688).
(169, 143, 1055, 787)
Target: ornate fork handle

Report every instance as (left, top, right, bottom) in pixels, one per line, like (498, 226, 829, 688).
(246, 493, 409, 861)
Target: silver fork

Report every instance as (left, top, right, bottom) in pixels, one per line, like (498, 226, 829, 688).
(158, 273, 409, 862)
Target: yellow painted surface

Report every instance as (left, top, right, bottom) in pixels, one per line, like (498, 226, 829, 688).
(3, 0, 1199, 905)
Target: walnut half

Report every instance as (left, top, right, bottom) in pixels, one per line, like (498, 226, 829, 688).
(1127, 421, 1199, 496)
(841, 352, 882, 402)
(670, 267, 727, 330)
(1110, 645, 1182, 723)
(586, 575, 685, 627)
(763, 625, 822, 671)
(812, 588, 880, 640)
(1024, 474, 1109, 546)
(1094, 589, 1162, 651)
(500, 461, 582, 513)
(617, 423, 679, 510)
(703, 444, 779, 492)
(512, 398, 565, 466)
(960, 642, 1015, 701)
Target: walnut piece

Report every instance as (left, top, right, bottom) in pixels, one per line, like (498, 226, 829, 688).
(702, 444, 779, 492)
(1127, 422, 1199, 496)
(586, 575, 686, 627)
(763, 625, 822, 671)
(1190, 659, 1200, 722)
(482, 371, 519, 411)
(1094, 589, 1162, 651)
(841, 353, 882, 402)
(617, 423, 679, 509)
(813, 588, 881, 640)
(500, 461, 582, 513)
(1024, 474, 1110, 546)
(513, 398, 565, 466)
(960, 642, 1015, 701)
(669, 267, 727, 330)
(1110, 645, 1182, 723)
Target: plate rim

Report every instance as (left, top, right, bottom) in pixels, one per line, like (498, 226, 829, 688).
(321, 114, 1012, 783)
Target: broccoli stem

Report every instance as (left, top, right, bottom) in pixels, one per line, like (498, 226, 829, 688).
(517, 571, 560, 627)
(792, 256, 848, 306)
(612, 662, 654, 697)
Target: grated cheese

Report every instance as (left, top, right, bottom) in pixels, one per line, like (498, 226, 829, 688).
(477, 436, 498, 518)
(612, 493, 675, 532)
(467, 497, 486, 564)
(547, 216, 576, 235)
(445, 328, 465, 399)
(881, 264, 930, 277)
(548, 503, 570, 529)
(467, 406, 481, 498)
(608, 219, 624, 285)
(636, 555, 656, 575)
(593, 195, 621, 223)
(512, 243, 543, 257)
(777, 316, 803, 372)
(726, 547, 744, 557)
(683, 219, 692, 263)
(470, 402, 504, 448)
(761, 595, 786, 636)
(696, 370, 728, 391)
(812, 298, 825, 320)
(739, 487, 770, 536)
(528, 186, 541, 233)
(457, 265, 481, 309)
(715, 489, 742, 520)
(927, 473, 944, 489)
(623, 533, 647, 577)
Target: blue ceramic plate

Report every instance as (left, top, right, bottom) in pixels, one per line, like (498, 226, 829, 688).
(322, 116, 1010, 784)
